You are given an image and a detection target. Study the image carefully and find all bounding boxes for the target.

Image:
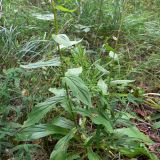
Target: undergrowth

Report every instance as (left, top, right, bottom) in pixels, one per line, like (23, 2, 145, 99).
(0, 0, 160, 159)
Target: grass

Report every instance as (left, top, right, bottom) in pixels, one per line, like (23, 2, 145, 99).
(0, 0, 160, 159)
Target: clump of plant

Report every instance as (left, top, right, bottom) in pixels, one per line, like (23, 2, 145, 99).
(14, 1, 159, 159)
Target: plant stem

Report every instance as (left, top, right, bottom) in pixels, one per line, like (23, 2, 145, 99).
(51, 1, 76, 121)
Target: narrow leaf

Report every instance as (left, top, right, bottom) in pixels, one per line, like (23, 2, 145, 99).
(111, 80, 135, 85)
(32, 13, 54, 20)
(20, 57, 61, 69)
(56, 5, 76, 13)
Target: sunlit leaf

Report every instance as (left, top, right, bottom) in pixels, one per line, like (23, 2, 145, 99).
(111, 80, 135, 85)
(65, 67, 83, 76)
(32, 13, 54, 20)
(109, 51, 118, 60)
(56, 5, 76, 13)
(53, 34, 82, 49)
(20, 57, 61, 69)
(97, 79, 108, 95)
(49, 88, 66, 96)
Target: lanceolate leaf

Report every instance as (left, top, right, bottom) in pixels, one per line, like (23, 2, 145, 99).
(94, 63, 110, 75)
(16, 124, 68, 141)
(51, 117, 75, 129)
(115, 126, 153, 144)
(20, 57, 61, 69)
(53, 34, 82, 49)
(23, 96, 65, 127)
(63, 75, 92, 106)
(110, 80, 135, 85)
(55, 5, 76, 13)
(50, 128, 77, 160)
(32, 13, 54, 20)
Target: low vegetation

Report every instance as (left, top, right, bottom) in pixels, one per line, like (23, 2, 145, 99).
(0, 0, 160, 159)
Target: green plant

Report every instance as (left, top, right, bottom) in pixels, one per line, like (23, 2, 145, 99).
(1, 0, 160, 159)
(14, 2, 159, 159)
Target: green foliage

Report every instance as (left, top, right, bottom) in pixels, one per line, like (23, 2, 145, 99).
(1, 0, 160, 159)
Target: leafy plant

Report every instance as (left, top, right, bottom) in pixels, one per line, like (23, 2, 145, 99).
(16, 2, 158, 158)
(1, 0, 160, 159)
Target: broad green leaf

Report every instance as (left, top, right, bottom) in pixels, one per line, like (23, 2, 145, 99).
(51, 117, 75, 129)
(16, 124, 68, 140)
(115, 126, 153, 144)
(53, 34, 82, 49)
(97, 79, 108, 95)
(63, 75, 91, 106)
(91, 115, 113, 133)
(65, 67, 83, 76)
(23, 96, 65, 127)
(56, 5, 76, 13)
(50, 128, 77, 160)
(111, 80, 135, 85)
(32, 13, 54, 20)
(87, 148, 101, 160)
(20, 57, 61, 69)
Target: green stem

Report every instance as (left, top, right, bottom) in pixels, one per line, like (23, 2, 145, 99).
(51, 1, 76, 121)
